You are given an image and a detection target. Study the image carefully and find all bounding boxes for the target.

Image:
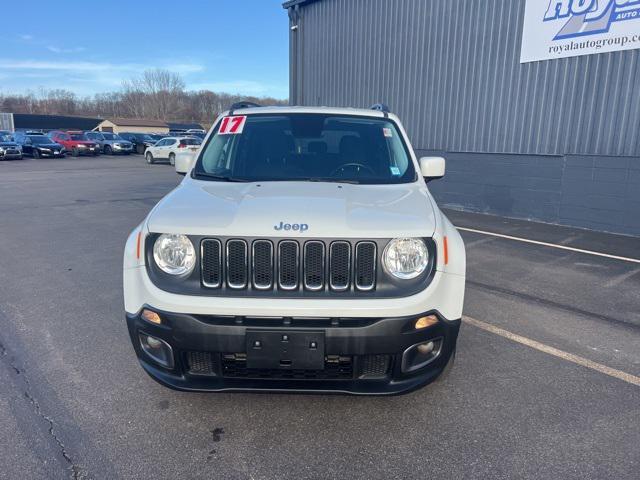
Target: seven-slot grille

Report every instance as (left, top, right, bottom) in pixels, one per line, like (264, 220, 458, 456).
(201, 239, 377, 293)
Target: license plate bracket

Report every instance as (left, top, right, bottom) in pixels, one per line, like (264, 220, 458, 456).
(246, 330, 325, 370)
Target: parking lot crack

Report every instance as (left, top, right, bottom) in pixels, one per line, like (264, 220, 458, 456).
(0, 339, 84, 480)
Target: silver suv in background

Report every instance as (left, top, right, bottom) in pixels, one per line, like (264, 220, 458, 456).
(85, 131, 133, 155)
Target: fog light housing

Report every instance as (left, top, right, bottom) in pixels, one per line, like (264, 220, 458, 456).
(401, 337, 443, 373)
(415, 314, 438, 330)
(139, 332, 174, 369)
(141, 309, 162, 324)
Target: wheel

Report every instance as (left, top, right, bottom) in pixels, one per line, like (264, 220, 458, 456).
(33, 149, 40, 159)
(104, 145, 112, 155)
(146, 152, 155, 164)
(169, 153, 175, 166)
(72, 148, 79, 157)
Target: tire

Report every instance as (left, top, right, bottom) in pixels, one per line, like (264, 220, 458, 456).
(33, 149, 40, 159)
(72, 148, 79, 157)
(104, 145, 112, 155)
(169, 153, 175, 166)
(146, 152, 155, 164)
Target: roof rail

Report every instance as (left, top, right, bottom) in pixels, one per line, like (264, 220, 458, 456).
(370, 103, 390, 113)
(229, 101, 262, 115)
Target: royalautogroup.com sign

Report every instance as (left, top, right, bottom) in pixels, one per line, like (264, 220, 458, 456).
(521, 0, 640, 62)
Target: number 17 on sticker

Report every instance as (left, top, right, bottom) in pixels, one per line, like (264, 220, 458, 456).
(218, 115, 247, 135)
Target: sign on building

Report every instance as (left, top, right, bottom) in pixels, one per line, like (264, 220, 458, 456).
(0, 113, 14, 132)
(521, 0, 640, 63)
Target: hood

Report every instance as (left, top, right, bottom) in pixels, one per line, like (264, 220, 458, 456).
(147, 180, 437, 238)
(35, 143, 62, 148)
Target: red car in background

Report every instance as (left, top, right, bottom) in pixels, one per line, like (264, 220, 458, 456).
(48, 131, 100, 157)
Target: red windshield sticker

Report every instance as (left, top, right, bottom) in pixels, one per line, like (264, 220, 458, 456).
(218, 115, 247, 135)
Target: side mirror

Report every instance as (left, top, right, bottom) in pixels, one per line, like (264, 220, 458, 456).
(419, 156, 445, 182)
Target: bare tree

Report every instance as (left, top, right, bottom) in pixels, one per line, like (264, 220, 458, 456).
(0, 69, 288, 127)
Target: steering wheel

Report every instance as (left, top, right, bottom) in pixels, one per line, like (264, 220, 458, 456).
(330, 162, 376, 177)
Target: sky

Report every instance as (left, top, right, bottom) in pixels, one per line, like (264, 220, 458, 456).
(0, 0, 290, 99)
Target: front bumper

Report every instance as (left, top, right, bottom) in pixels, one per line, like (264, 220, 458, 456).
(75, 146, 98, 155)
(126, 308, 460, 395)
(112, 144, 133, 153)
(0, 152, 22, 159)
(36, 150, 63, 157)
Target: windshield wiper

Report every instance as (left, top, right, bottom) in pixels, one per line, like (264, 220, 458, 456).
(192, 172, 250, 182)
(308, 177, 361, 184)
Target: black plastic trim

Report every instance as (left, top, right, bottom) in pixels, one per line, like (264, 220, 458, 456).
(126, 307, 461, 395)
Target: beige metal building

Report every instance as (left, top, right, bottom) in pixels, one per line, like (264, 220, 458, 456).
(95, 118, 169, 134)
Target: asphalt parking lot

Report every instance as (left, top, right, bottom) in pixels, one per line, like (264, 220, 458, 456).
(0, 155, 638, 479)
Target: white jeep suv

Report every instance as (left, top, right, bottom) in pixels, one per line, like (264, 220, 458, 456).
(124, 103, 466, 395)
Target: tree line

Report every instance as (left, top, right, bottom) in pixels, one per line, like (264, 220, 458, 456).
(0, 69, 288, 127)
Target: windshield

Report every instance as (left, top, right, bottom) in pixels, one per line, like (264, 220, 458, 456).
(103, 133, 120, 140)
(193, 114, 415, 184)
(0, 134, 13, 142)
(30, 136, 52, 144)
(70, 134, 88, 141)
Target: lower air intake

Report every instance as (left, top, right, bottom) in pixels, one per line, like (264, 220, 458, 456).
(186, 351, 216, 376)
(358, 355, 391, 379)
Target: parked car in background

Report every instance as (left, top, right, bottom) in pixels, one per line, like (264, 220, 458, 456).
(85, 131, 133, 155)
(0, 132, 23, 160)
(186, 129, 206, 139)
(148, 134, 167, 142)
(14, 132, 64, 158)
(119, 132, 157, 154)
(48, 131, 99, 156)
(144, 136, 201, 165)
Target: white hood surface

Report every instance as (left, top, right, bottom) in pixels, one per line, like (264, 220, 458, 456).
(147, 180, 437, 238)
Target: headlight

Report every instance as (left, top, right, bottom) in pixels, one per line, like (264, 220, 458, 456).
(383, 238, 429, 279)
(153, 234, 196, 275)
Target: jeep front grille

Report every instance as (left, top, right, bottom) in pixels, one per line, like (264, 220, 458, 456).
(201, 239, 222, 288)
(226, 240, 248, 289)
(200, 238, 377, 294)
